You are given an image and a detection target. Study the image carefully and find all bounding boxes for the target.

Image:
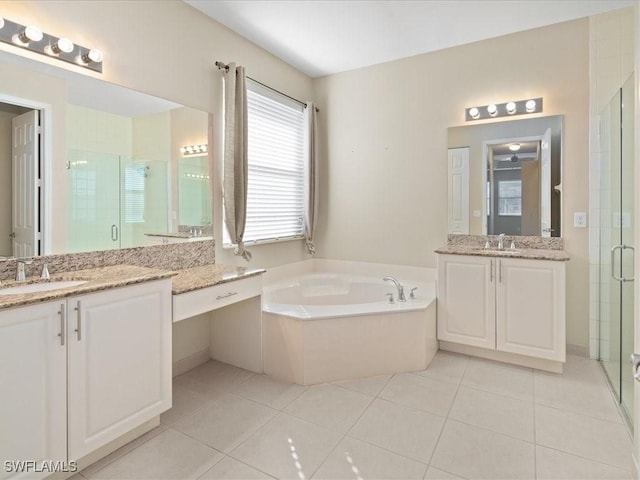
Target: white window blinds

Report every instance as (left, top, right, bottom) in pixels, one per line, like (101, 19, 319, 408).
(225, 80, 305, 245)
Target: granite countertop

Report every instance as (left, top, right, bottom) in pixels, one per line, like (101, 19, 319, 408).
(435, 245, 570, 261)
(0, 265, 177, 310)
(171, 264, 266, 295)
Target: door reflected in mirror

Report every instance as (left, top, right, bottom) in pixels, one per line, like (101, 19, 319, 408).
(448, 115, 562, 237)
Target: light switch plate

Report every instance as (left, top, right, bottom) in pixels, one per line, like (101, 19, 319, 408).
(574, 212, 587, 228)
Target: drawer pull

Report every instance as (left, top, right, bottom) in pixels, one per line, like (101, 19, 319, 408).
(216, 292, 238, 300)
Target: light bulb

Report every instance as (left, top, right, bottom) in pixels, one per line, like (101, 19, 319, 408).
(468, 107, 480, 119)
(55, 37, 74, 53)
(487, 104, 497, 116)
(509, 144, 521, 152)
(81, 48, 103, 64)
(13, 25, 43, 45)
(46, 37, 75, 55)
(525, 99, 536, 112)
(506, 102, 517, 114)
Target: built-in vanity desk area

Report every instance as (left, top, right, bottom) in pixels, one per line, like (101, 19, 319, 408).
(0, 240, 265, 479)
(436, 234, 569, 373)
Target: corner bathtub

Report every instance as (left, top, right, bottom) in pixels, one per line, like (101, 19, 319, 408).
(262, 272, 437, 385)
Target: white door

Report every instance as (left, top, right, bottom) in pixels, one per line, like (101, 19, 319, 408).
(448, 148, 470, 234)
(67, 281, 172, 460)
(495, 258, 565, 361)
(540, 128, 552, 237)
(0, 301, 67, 479)
(437, 254, 495, 349)
(12, 110, 40, 257)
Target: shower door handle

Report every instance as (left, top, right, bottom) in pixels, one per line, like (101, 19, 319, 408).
(611, 244, 634, 282)
(631, 353, 640, 382)
(111, 224, 119, 242)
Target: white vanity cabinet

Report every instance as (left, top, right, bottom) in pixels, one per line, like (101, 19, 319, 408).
(67, 280, 172, 459)
(0, 279, 171, 477)
(437, 254, 565, 369)
(0, 301, 67, 479)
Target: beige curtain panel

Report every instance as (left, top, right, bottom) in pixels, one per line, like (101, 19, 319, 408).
(304, 102, 319, 255)
(222, 63, 252, 261)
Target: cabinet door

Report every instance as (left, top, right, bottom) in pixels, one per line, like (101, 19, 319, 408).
(437, 254, 496, 349)
(67, 280, 172, 460)
(496, 258, 565, 361)
(0, 301, 67, 479)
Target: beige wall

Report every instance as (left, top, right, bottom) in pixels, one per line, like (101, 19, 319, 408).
(0, 0, 314, 268)
(314, 19, 590, 348)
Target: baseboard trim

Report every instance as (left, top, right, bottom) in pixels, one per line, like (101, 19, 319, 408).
(566, 343, 589, 357)
(440, 341, 563, 373)
(172, 348, 211, 377)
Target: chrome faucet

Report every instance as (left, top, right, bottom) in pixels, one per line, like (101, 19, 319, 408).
(16, 258, 33, 282)
(497, 233, 506, 251)
(383, 276, 406, 302)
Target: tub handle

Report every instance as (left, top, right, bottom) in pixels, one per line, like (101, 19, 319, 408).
(216, 291, 238, 300)
(409, 287, 418, 299)
(385, 293, 395, 304)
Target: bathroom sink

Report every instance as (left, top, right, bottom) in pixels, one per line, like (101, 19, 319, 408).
(0, 280, 88, 296)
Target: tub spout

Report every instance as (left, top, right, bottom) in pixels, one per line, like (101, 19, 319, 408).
(383, 276, 406, 302)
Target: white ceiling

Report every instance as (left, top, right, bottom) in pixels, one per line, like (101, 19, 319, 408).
(186, 0, 635, 78)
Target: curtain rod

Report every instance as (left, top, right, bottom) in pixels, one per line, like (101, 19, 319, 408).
(215, 61, 319, 112)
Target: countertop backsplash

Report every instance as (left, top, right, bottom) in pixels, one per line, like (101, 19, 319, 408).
(0, 239, 215, 282)
(447, 234, 564, 250)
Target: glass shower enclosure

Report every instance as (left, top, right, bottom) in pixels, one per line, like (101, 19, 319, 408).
(599, 74, 635, 423)
(67, 150, 169, 253)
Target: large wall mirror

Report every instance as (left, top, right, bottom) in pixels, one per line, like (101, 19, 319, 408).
(448, 115, 562, 237)
(0, 52, 210, 257)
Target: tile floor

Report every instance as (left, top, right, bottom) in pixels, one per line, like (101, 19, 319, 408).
(72, 351, 634, 480)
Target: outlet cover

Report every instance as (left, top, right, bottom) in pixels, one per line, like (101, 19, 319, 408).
(574, 212, 587, 228)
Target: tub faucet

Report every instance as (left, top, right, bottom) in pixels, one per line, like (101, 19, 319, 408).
(497, 233, 505, 251)
(383, 276, 406, 302)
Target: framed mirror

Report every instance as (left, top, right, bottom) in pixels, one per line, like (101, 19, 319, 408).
(0, 53, 210, 257)
(447, 115, 563, 237)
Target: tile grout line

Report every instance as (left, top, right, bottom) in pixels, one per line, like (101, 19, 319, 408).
(424, 357, 469, 470)
(306, 384, 381, 479)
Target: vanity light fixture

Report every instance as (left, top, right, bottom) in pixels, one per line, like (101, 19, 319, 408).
(465, 97, 542, 121)
(0, 17, 103, 73)
(180, 144, 208, 155)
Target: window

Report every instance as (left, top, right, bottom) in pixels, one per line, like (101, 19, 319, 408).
(497, 180, 522, 216)
(224, 80, 306, 245)
(123, 163, 146, 224)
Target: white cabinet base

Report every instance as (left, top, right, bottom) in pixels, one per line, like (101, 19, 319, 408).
(440, 340, 564, 373)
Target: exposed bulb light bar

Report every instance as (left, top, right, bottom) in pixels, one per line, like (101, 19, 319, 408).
(180, 144, 208, 155)
(465, 98, 542, 121)
(0, 17, 103, 73)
